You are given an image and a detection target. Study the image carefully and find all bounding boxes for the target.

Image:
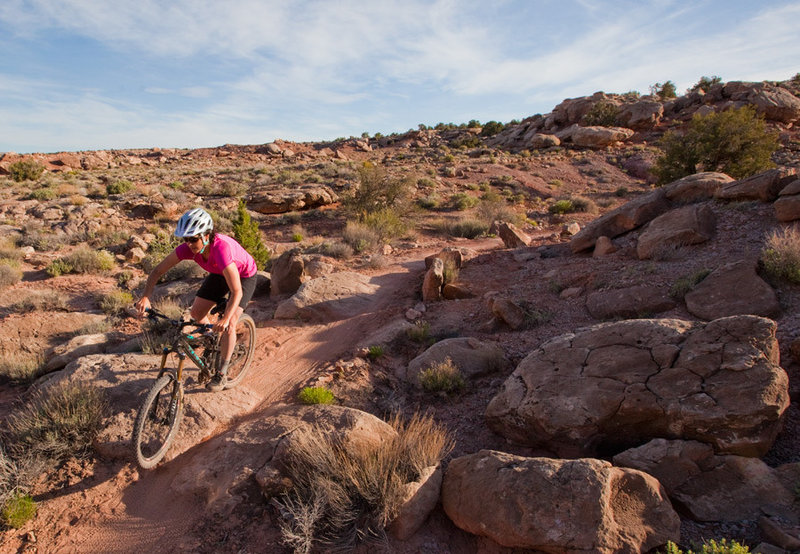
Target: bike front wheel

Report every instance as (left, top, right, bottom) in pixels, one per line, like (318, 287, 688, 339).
(132, 374, 184, 469)
(225, 313, 256, 389)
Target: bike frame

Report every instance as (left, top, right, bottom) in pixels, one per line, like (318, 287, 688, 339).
(148, 310, 220, 383)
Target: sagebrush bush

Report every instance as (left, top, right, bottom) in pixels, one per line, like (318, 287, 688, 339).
(449, 192, 478, 211)
(548, 199, 575, 214)
(653, 106, 779, 184)
(7, 382, 107, 463)
(232, 200, 271, 270)
(8, 160, 45, 182)
(47, 246, 115, 277)
(418, 358, 466, 394)
(664, 538, 750, 554)
(0, 351, 43, 383)
(761, 227, 800, 283)
(98, 290, 133, 315)
(361, 208, 408, 241)
(342, 221, 380, 253)
(433, 217, 488, 239)
(10, 290, 68, 313)
(276, 412, 453, 551)
(297, 386, 335, 405)
(0, 261, 22, 290)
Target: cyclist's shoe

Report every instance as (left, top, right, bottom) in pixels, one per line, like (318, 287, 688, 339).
(206, 371, 227, 392)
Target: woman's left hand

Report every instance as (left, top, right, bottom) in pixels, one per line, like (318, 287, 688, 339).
(213, 318, 230, 334)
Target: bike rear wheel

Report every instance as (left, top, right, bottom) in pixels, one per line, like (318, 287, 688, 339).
(224, 313, 256, 389)
(132, 374, 184, 469)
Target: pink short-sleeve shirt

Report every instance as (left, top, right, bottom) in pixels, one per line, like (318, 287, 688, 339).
(175, 234, 257, 278)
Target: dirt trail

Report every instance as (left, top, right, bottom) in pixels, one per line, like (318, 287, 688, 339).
(22, 250, 435, 554)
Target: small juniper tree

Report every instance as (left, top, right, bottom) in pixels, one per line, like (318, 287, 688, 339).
(232, 199, 270, 270)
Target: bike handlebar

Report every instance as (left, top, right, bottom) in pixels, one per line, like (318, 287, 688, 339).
(145, 308, 214, 333)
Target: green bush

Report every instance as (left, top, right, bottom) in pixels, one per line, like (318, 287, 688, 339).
(582, 101, 620, 127)
(480, 121, 505, 136)
(650, 80, 677, 99)
(406, 320, 431, 344)
(367, 345, 384, 360)
(1, 493, 36, 529)
(297, 386, 335, 405)
(418, 358, 466, 394)
(106, 179, 133, 195)
(689, 75, 722, 93)
(8, 160, 45, 182)
(449, 193, 478, 211)
(663, 538, 749, 554)
(232, 199, 271, 270)
(548, 199, 575, 214)
(361, 208, 408, 242)
(433, 217, 488, 239)
(342, 221, 380, 253)
(762, 227, 800, 283)
(653, 106, 779, 184)
(343, 163, 413, 216)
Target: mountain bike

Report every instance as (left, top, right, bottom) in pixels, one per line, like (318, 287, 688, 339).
(132, 301, 256, 469)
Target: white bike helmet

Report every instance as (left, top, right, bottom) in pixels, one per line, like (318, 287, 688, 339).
(174, 208, 214, 237)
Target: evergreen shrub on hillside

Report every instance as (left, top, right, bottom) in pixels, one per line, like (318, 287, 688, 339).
(232, 200, 270, 270)
(653, 106, 779, 184)
(582, 101, 620, 127)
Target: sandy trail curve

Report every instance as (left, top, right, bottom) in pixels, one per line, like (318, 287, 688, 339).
(37, 252, 435, 554)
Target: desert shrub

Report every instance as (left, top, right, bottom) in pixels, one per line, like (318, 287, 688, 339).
(650, 80, 677, 99)
(582, 101, 620, 127)
(46, 247, 114, 277)
(7, 382, 107, 463)
(10, 290, 68, 313)
(480, 121, 505, 136)
(98, 290, 133, 315)
(418, 358, 466, 394)
(548, 199, 575, 214)
(669, 268, 712, 299)
(27, 185, 57, 201)
(0, 351, 43, 383)
(663, 539, 749, 554)
(343, 163, 413, 217)
(406, 320, 431, 343)
(342, 221, 380, 253)
(297, 386, 335, 405)
(477, 191, 522, 225)
(688, 75, 722, 93)
(762, 227, 800, 283)
(105, 179, 133, 195)
(361, 208, 408, 241)
(317, 241, 353, 260)
(8, 160, 45, 182)
(367, 346, 384, 360)
(231, 200, 270, 270)
(653, 106, 779, 184)
(416, 195, 440, 210)
(1, 492, 36, 529)
(432, 217, 488, 239)
(0, 260, 22, 290)
(275, 412, 452, 551)
(449, 192, 478, 211)
(0, 238, 23, 261)
(450, 135, 482, 149)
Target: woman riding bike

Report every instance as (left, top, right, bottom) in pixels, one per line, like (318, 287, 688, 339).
(135, 207, 258, 391)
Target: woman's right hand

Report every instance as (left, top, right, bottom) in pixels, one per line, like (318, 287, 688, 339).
(135, 296, 151, 318)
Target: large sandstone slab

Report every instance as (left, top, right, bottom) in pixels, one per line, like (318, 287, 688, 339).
(636, 204, 716, 259)
(586, 285, 675, 320)
(274, 271, 379, 322)
(246, 184, 338, 214)
(402, 337, 506, 386)
(570, 188, 671, 252)
(684, 259, 779, 320)
(614, 439, 794, 522)
(663, 172, 733, 203)
(442, 450, 679, 553)
(486, 316, 788, 457)
(38, 354, 262, 462)
(715, 168, 797, 202)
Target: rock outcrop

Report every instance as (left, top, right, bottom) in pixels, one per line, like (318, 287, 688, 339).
(274, 272, 378, 322)
(246, 184, 338, 214)
(486, 316, 788, 457)
(684, 259, 779, 320)
(442, 450, 679, 553)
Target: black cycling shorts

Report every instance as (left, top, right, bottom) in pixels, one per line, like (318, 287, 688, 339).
(196, 273, 257, 309)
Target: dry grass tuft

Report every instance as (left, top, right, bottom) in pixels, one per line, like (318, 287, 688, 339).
(275, 412, 452, 552)
(762, 227, 800, 284)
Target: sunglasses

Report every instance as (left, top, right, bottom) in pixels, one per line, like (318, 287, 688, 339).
(183, 236, 203, 244)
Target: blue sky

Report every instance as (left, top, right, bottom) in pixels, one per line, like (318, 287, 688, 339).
(1, 0, 798, 154)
